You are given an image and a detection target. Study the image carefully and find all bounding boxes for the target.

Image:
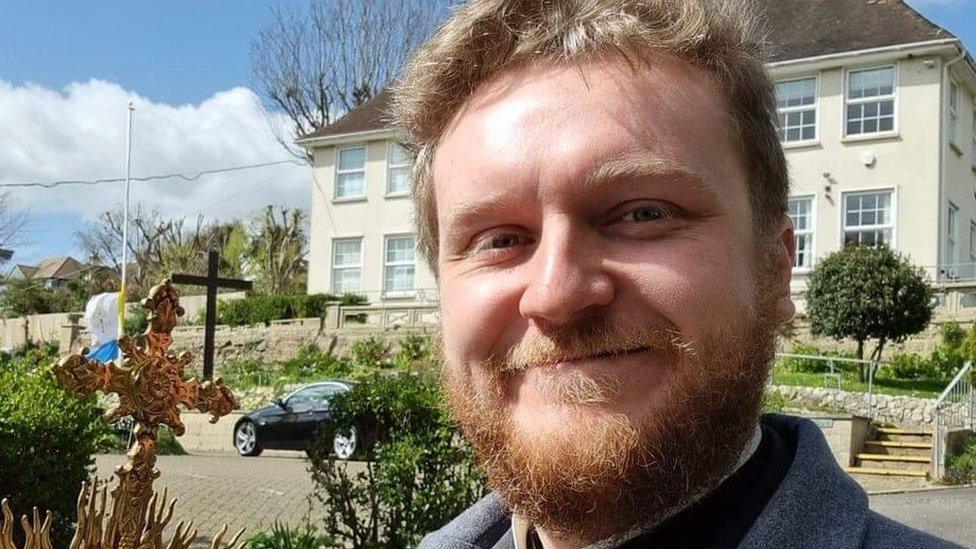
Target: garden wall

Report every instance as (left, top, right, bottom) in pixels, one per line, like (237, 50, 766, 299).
(770, 385, 938, 427)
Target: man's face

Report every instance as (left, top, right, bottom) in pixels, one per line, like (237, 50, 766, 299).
(433, 57, 794, 540)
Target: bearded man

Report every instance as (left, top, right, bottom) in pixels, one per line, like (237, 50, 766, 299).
(388, 1, 955, 547)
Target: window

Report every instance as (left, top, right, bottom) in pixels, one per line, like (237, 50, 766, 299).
(332, 238, 363, 293)
(383, 235, 415, 294)
(969, 222, 976, 263)
(843, 190, 893, 247)
(387, 143, 412, 195)
(948, 80, 959, 146)
(287, 384, 345, 405)
(845, 66, 896, 136)
(948, 203, 959, 267)
(776, 77, 817, 143)
(788, 197, 814, 269)
(335, 146, 366, 199)
(971, 109, 976, 170)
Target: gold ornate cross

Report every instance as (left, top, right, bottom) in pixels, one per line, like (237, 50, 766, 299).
(0, 279, 244, 549)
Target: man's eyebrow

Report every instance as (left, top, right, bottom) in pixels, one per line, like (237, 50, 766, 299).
(580, 152, 716, 199)
(443, 191, 525, 234)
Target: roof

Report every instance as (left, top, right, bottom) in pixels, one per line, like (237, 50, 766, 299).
(300, 0, 956, 142)
(11, 265, 38, 278)
(32, 256, 85, 280)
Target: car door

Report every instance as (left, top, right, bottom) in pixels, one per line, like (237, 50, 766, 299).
(294, 383, 348, 448)
(278, 384, 335, 449)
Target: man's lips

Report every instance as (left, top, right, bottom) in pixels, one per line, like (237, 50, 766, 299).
(522, 346, 653, 370)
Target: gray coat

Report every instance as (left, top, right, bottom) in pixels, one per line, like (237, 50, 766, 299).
(419, 415, 960, 548)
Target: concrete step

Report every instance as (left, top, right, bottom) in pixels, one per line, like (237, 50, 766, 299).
(874, 427, 933, 443)
(844, 466, 928, 478)
(856, 456, 930, 471)
(864, 440, 933, 457)
(856, 453, 930, 463)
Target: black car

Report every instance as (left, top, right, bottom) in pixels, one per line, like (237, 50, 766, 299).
(233, 380, 358, 458)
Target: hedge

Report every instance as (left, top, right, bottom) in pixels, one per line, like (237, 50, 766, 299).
(211, 293, 368, 327)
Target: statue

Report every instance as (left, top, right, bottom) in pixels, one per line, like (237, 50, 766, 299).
(0, 280, 245, 549)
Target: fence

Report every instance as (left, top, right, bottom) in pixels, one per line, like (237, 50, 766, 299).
(774, 353, 886, 415)
(336, 305, 439, 331)
(932, 361, 975, 478)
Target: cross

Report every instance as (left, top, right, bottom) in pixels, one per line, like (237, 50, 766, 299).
(53, 279, 239, 547)
(171, 250, 252, 380)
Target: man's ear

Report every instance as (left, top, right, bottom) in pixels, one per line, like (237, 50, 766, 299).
(773, 214, 796, 324)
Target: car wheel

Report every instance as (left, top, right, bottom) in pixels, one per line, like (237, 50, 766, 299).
(235, 420, 262, 456)
(333, 427, 358, 460)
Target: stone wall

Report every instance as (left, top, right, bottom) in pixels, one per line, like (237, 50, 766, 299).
(770, 385, 937, 427)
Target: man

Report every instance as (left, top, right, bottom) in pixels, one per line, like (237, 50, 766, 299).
(390, 0, 956, 547)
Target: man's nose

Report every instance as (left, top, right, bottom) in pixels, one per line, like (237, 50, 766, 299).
(518, 224, 614, 326)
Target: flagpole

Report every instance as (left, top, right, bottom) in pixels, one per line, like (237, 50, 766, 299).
(119, 102, 134, 338)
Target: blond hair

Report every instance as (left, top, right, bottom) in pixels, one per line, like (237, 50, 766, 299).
(390, 0, 788, 272)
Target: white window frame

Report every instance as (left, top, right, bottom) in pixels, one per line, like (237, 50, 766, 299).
(775, 75, 819, 147)
(971, 108, 976, 171)
(382, 234, 416, 297)
(969, 221, 976, 264)
(843, 65, 898, 139)
(839, 188, 897, 248)
(948, 79, 959, 149)
(788, 195, 816, 272)
(334, 145, 367, 201)
(386, 142, 412, 197)
(948, 202, 959, 268)
(331, 237, 364, 293)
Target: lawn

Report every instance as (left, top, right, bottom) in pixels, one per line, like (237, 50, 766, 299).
(770, 368, 947, 399)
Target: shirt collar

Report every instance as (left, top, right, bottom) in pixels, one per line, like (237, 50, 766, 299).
(511, 424, 763, 549)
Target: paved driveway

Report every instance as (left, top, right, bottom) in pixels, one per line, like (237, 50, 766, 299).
(96, 454, 975, 547)
(869, 486, 976, 547)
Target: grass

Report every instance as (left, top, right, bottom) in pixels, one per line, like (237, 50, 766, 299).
(770, 368, 946, 399)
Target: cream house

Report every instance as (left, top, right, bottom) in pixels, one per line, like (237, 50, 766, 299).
(298, 0, 976, 305)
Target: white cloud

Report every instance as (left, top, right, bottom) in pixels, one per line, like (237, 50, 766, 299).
(0, 79, 311, 224)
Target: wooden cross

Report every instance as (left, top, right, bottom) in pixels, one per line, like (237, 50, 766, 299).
(53, 279, 240, 547)
(171, 250, 252, 380)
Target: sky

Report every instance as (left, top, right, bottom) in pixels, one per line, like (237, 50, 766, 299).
(0, 0, 974, 268)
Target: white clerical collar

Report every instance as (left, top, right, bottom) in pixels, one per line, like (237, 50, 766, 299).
(511, 424, 763, 549)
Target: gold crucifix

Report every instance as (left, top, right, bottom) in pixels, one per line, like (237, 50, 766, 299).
(2, 279, 245, 549)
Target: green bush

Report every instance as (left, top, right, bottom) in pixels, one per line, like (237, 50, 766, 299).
(245, 521, 334, 548)
(281, 345, 353, 383)
(886, 352, 939, 380)
(944, 435, 976, 485)
(222, 358, 276, 390)
(939, 322, 966, 349)
(777, 344, 856, 374)
(927, 344, 966, 379)
(216, 293, 368, 327)
(0, 347, 110, 546)
(348, 337, 389, 369)
(307, 372, 487, 548)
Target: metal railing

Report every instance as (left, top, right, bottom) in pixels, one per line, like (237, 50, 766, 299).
(922, 263, 976, 283)
(932, 361, 974, 478)
(774, 353, 885, 417)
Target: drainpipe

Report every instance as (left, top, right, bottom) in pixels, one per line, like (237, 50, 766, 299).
(938, 43, 968, 278)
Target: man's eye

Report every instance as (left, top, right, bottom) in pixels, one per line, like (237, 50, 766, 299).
(620, 205, 671, 222)
(476, 233, 524, 251)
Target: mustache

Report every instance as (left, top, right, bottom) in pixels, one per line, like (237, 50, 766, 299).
(486, 322, 687, 373)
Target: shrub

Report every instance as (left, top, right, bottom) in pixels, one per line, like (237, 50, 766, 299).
(886, 352, 938, 380)
(281, 345, 353, 383)
(944, 435, 976, 486)
(927, 344, 966, 379)
(939, 322, 966, 349)
(216, 293, 368, 327)
(245, 521, 334, 548)
(307, 372, 487, 548)
(0, 348, 110, 546)
(222, 358, 276, 390)
(348, 337, 389, 369)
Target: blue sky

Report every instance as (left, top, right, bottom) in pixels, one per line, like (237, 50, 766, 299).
(0, 0, 974, 268)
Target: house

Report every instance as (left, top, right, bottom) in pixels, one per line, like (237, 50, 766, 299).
(8, 256, 89, 288)
(297, 0, 976, 306)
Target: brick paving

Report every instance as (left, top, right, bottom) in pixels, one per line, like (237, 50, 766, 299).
(93, 452, 362, 547)
(95, 454, 973, 547)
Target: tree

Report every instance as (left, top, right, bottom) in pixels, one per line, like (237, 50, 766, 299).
(0, 191, 29, 251)
(248, 206, 307, 295)
(806, 245, 933, 382)
(250, 0, 445, 158)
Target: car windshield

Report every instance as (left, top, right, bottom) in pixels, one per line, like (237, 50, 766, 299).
(286, 383, 347, 405)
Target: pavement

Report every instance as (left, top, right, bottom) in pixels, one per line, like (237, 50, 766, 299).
(95, 453, 976, 547)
